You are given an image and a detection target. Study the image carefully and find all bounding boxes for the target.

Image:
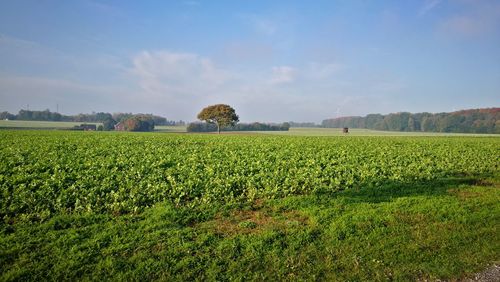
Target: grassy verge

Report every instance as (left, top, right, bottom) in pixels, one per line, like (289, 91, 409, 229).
(154, 125, 187, 132)
(1, 175, 498, 281)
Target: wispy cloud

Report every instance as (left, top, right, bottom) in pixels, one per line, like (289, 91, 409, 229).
(127, 50, 379, 121)
(418, 0, 442, 16)
(221, 41, 274, 62)
(83, 0, 123, 17)
(0, 34, 127, 77)
(269, 66, 297, 84)
(240, 14, 278, 36)
(0, 75, 126, 113)
(437, 0, 500, 37)
(131, 50, 231, 97)
(305, 62, 342, 80)
(183, 1, 200, 6)
(0, 41, 404, 121)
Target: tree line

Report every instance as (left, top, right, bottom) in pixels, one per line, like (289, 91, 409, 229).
(0, 110, 185, 128)
(0, 109, 185, 125)
(321, 108, 499, 134)
(187, 122, 290, 132)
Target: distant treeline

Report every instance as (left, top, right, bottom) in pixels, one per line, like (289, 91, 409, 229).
(322, 108, 499, 134)
(0, 109, 185, 126)
(187, 122, 290, 132)
(287, 121, 318, 128)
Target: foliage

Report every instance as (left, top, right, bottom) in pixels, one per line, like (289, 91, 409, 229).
(197, 104, 239, 133)
(322, 108, 500, 133)
(1, 109, 185, 126)
(0, 131, 497, 222)
(0, 111, 16, 120)
(123, 115, 155, 132)
(102, 118, 116, 131)
(187, 122, 218, 132)
(187, 122, 290, 132)
(287, 121, 318, 127)
(16, 109, 63, 121)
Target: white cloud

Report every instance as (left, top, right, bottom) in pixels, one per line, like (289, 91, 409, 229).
(269, 66, 297, 84)
(124, 53, 373, 121)
(305, 62, 342, 80)
(0, 43, 385, 122)
(254, 18, 277, 35)
(128, 52, 361, 121)
(418, 0, 442, 16)
(131, 50, 232, 97)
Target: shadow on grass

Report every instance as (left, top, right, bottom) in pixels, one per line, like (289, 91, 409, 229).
(334, 174, 496, 204)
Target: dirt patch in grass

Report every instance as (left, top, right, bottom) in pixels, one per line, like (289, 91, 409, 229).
(197, 209, 309, 236)
(449, 189, 489, 199)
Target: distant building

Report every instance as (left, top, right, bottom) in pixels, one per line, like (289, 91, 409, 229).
(72, 124, 96, 131)
(114, 122, 125, 131)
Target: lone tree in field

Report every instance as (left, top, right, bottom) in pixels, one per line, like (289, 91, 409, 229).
(197, 104, 239, 134)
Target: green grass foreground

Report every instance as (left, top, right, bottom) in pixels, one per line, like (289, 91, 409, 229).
(1, 176, 499, 281)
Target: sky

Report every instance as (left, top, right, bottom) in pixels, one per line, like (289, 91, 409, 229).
(0, 0, 499, 123)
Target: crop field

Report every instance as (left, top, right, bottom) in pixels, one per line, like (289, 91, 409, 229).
(0, 130, 499, 280)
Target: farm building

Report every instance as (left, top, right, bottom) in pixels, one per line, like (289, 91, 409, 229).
(114, 122, 125, 131)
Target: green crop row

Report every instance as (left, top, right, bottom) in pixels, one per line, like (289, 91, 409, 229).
(0, 131, 498, 221)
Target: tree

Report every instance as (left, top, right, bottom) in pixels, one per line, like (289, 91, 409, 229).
(102, 117, 116, 131)
(123, 115, 155, 132)
(197, 104, 239, 134)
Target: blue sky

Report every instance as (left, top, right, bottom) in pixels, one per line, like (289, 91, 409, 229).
(0, 0, 499, 122)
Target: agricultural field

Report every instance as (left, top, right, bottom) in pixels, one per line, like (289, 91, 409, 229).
(0, 130, 499, 280)
(263, 127, 500, 136)
(154, 125, 188, 133)
(0, 120, 102, 129)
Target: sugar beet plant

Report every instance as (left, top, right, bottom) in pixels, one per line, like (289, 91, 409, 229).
(0, 131, 498, 221)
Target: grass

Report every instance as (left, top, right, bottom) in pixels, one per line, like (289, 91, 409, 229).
(262, 127, 500, 136)
(1, 175, 498, 281)
(0, 120, 101, 129)
(1, 121, 497, 136)
(154, 125, 187, 132)
(152, 126, 499, 136)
